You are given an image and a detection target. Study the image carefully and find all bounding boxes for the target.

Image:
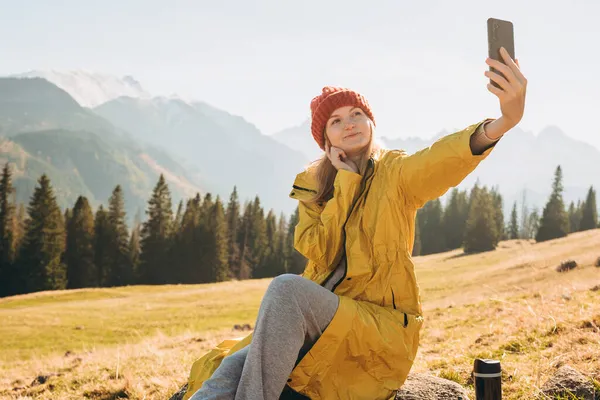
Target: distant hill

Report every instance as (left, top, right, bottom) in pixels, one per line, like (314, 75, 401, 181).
(94, 97, 310, 215)
(271, 120, 600, 214)
(0, 77, 201, 220)
(10, 71, 313, 214)
(9, 70, 598, 219)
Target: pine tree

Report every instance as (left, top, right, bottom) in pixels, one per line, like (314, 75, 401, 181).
(568, 201, 578, 233)
(64, 208, 72, 229)
(468, 180, 482, 210)
(412, 217, 422, 257)
(418, 199, 445, 255)
(579, 186, 598, 231)
(536, 166, 569, 242)
(464, 186, 498, 253)
(171, 195, 202, 283)
(256, 209, 288, 278)
(226, 187, 241, 279)
(286, 206, 306, 275)
(247, 197, 267, 277)
(94, 205, 111, 286)
(169, 200, 184, 282)
(275, 212, 288, 274)
(441, 188, 469, 250)
(139, 175, 174, 284)
(0, 163, 16, 296)
(19, 174, 66, 292)
(518, 191, 542, 240)
(205, 197, 229, 282)
(105, 185, 132, 286)
(255, 209, 278, 278)
(509, 201, 519, 239)
(201, 193, 214, 219)
(128, 208, 143, 282)
(527, 208, 540, 238)
(129, 220, 141, 283)
(490, 187, 505, 241)
(173, 200, 184, 233)
(195, 193, 215, 283)
(575, 200, 584, 232)
(13, 203, 26, 259)
(66, 196, 96, 288)
(236, 201, 253, 279)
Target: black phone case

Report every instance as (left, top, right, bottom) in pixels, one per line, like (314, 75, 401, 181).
(487, 18, 515, 89)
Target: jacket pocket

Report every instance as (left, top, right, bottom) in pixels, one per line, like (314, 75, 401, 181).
(390, 288, 411, 328)
(362, 308, 424, 390)
(390, 288, 397, 310)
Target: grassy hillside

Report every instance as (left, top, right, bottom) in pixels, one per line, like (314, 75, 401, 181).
(0, 77, 203, 220)
(0, 77, 117, 140)
(94, 96, 309, 216)
(12, 128, 159, 210)
(1, 230, 599, 399)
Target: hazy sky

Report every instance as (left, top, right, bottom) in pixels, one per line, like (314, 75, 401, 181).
(2, 0, 599, 148)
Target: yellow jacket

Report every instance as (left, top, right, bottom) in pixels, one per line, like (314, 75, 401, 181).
(183, 120, 496, 400)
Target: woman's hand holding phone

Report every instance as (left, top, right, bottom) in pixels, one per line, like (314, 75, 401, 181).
(483, 46, 527, 139)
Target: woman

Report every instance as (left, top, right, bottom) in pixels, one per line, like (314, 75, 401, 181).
(184, 47, 527, 400)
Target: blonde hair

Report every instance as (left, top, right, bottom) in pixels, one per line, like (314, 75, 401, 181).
(309, 120, 386, 204)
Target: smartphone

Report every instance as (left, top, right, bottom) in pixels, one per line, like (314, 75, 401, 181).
(487, 18, 515, 89)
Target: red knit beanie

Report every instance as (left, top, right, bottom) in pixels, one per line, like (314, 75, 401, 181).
(310, 86, 375, 150)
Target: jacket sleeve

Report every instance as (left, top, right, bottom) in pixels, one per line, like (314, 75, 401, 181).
(290, 169, 362, 268)
(394, 119, 498, 209)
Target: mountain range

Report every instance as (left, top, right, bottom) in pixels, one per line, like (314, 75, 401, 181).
(13, 70, 150, 108)
(271, 119, 600, 216)
(2, 70, 599, 221)
(0, 77, 203, 221)
(0, 72, 310, 219)
(93, 96, 308, 216)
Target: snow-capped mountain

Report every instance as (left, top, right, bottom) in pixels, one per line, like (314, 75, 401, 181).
(12, 70, 150, 107)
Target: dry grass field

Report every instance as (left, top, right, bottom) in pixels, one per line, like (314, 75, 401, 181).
(1, 229, 599, 399)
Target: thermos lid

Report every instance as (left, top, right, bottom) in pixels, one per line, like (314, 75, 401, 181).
(473, 359, 501, 376)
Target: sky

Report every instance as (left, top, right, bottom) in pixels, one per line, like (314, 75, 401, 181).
(2, 0, 600, 149)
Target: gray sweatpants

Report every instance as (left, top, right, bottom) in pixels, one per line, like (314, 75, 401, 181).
(190, 273, 340, 400)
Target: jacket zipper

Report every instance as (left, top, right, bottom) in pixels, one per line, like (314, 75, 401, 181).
(320, 162, 372, 288)
(391, 288, 409, 327)
(328, 158, 375, 292)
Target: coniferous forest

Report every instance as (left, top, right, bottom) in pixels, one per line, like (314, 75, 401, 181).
(0, 162, 597, 298)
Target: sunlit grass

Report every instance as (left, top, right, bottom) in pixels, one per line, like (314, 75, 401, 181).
(1, 229, 599, 399)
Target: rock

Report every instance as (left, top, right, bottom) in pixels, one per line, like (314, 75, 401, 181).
(556, 259, 578, 272)
(540, 365, 595, 400)
(168, 374, 470, 400)
(591, 285, 600, 292)
(395, 373, 470, 400)
(595, 257, 600, 267)
(31, 373, 60, 386)
(233, 324, 253, 331)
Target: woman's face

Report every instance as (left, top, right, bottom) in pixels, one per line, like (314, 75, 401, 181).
(325, 106, 372, 155)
